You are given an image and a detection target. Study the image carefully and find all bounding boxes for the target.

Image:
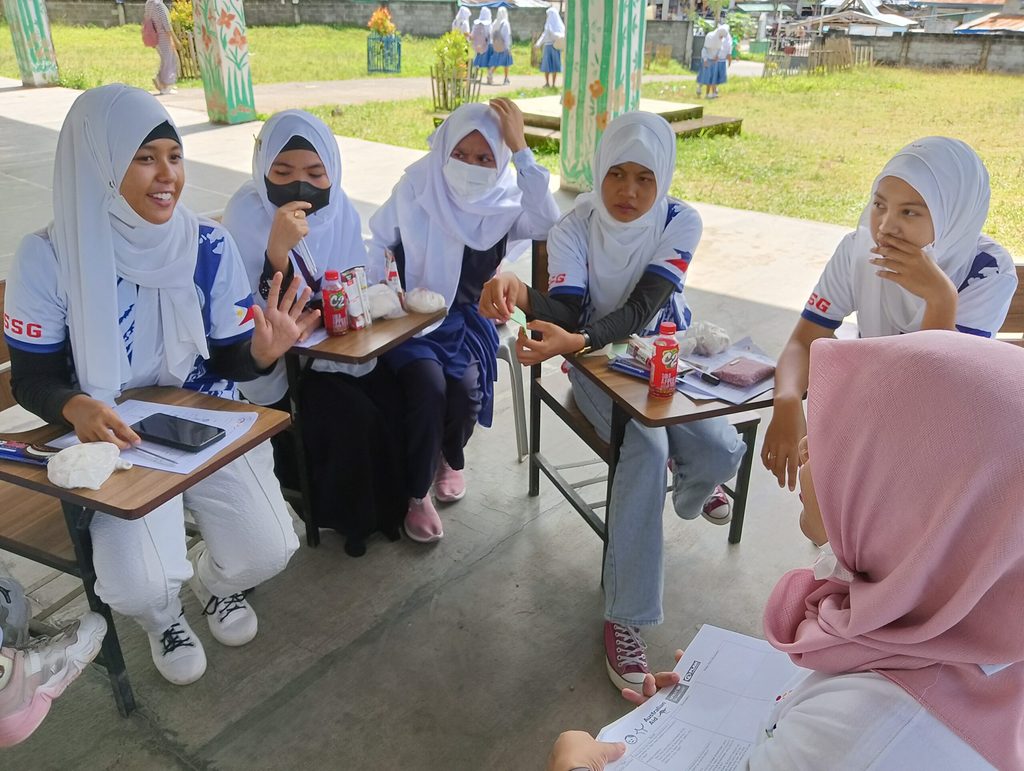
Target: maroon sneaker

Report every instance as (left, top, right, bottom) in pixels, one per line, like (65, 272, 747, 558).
(604, 621, 650, 691)
(701, 485, 732, 525)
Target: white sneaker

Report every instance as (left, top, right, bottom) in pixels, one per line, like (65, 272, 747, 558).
(189, 551, 258, 647)
(148, 615, 206, 686)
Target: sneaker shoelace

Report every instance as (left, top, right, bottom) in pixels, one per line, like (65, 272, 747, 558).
(160, 622, 195, 656)
(614, 624, 648, 669)
(203, 592, 247, 623)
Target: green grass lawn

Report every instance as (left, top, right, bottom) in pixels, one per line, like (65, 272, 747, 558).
(0, 22, 566, 89)
(316, 66, 1023, 255)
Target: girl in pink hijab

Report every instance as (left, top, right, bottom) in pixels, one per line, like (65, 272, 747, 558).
(547, 329, 1023, 771)
(760, 329, 1024, 769)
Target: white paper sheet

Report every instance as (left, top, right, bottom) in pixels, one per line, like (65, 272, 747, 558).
(49, 400, 258, 475)
(292, 327, 330, 349)
(598, 625, 806, 770)
(677, 337, 776, 405)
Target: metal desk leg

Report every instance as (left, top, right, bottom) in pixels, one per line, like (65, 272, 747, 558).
(285, 354, 319, 547)
(61, 502, 135, 717)
(601, 403, 629, 587)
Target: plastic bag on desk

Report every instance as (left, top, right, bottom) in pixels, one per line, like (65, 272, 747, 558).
(405, 287, 446, 315)
(683, 321, 731, 356)
(366, 283, 406, 320)
(46, 442, 132, 491)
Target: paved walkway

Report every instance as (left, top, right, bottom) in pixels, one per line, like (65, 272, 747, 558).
(160, 60, 764, 113)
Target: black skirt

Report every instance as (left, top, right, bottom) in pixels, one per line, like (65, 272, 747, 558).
(296, 362, 407, 556)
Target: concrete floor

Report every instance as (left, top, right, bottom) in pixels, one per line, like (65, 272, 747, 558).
(0, 76, 844, 770)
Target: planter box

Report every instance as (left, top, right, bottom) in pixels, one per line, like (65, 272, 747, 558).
(367, 33, 402, 74)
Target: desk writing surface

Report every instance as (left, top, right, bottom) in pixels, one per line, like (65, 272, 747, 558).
(0, 387, 289, 520)
(573, 355, 775, 428)
(290, 310, 447, 364)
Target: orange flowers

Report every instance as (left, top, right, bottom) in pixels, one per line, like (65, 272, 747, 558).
(589, 79, 605, 99)
(596, 112, 609, 130)
(563, 90, 577, 110)
(368, 7, 397, 36)
(228, 26, 247, 48)
(216, 9, 235, 28)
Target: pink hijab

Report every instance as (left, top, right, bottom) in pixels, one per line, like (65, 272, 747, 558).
(763, 330, 1024, 769)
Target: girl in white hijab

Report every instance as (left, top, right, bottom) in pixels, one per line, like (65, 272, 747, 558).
(488, 7, 514, 86)
(471, 7, 494, 80)
(224, 109, 407, 558)
(478, 112, 746, 692)
(452, 6, 471, 38)
(5, 85, 314, 686)
(697, 24, 730, 98)
(366, 98, 559, 544)
(535, 7, 565, 88)
(763, 136, 1017, 491)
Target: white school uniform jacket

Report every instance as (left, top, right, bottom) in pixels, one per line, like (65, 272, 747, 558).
(5, 222, 256, 399)
(547, 197, 701, 334)
(745, 670, 993, 770)
(803, 229, 1017, 338)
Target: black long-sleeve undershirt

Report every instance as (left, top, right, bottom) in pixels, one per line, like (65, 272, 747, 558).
(526, 271, 677, 350)
(10, 339, 269, 427)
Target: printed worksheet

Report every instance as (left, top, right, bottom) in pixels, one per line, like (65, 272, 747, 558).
(677, 338, 776, 405)
(598, 625, 806, 770)
(49, 400, 258, 475)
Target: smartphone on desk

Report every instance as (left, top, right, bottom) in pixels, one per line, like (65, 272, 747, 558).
(130, 413, 226, 453)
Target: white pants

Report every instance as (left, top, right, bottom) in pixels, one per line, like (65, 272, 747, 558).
(90, 441, 299, 634)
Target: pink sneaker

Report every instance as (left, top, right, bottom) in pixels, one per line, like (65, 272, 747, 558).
(404, 497, 444, 543)
(701, 485, 732, 525)
(0, 612, 107, 747)
(433, 459, 466, 503)
(604, 621, 650, 691)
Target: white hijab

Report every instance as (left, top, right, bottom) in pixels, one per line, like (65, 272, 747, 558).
(852, 136, 991, 332)
(573, 112, 677, 318)
(48, 84, 205, 404)
(544, 7, 565, 36)
(452, 6, 471, 33)
(224, 109, 363, 298)
(368, 102, 522, 307)
(494, 7, 511, 40)
(475, 7, 492, 26)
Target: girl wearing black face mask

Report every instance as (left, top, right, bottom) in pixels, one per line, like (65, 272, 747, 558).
(224, 110, 409, 558)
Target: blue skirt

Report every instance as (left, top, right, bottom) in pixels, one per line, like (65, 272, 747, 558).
(698, 60, 728, 86)
(489, 49, 513, 67)
(473, 45, 493, 69)
(382, 305, 500, 428)
(540, 44, 561, 73)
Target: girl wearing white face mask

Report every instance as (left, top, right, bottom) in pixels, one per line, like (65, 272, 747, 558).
(366, 98, 559, 544)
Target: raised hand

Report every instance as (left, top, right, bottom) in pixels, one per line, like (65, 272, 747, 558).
(250, 272, 320, 370)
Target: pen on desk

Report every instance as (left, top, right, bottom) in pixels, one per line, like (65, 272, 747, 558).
(682, 361, 722, 387)
(131, 444, 178, 466)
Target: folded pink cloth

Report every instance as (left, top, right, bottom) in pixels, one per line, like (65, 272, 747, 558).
(763, 330, 1024, 770)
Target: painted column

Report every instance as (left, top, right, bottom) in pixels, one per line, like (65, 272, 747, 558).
(559, 0, 647, 191)
(3, 0, 59, 87)
(192, 0, 257, 124)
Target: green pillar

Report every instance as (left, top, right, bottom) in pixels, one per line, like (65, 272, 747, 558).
(192, 0, 257, 124)
(3, 0, 59, 87)
(559, 0, 647, 192)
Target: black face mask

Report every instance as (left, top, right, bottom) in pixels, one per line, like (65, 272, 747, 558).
(264, 177, 331, 215)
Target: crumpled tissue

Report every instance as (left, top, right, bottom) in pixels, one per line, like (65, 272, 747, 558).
(47, 442, 132, 490)
(366, 284, 406, 320)
(812, 543, 857, 584)
(405, 287, 447, 315)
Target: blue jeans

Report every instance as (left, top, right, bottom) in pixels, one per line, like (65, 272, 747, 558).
(567, 367, 746, 627)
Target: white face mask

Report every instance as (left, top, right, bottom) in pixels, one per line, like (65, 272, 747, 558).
(443, 158, 498, 203)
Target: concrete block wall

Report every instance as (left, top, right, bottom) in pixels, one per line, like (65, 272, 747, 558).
(645, 19, 694, 63)
(15, 0, 550, 38)
(835, 31, 1024, 74)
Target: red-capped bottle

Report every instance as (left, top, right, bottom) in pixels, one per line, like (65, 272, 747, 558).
(321, 270, 348, 336)
(648, 322, 679, 398)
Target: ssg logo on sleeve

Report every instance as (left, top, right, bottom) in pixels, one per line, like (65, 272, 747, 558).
(3, 314, 42, 338)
